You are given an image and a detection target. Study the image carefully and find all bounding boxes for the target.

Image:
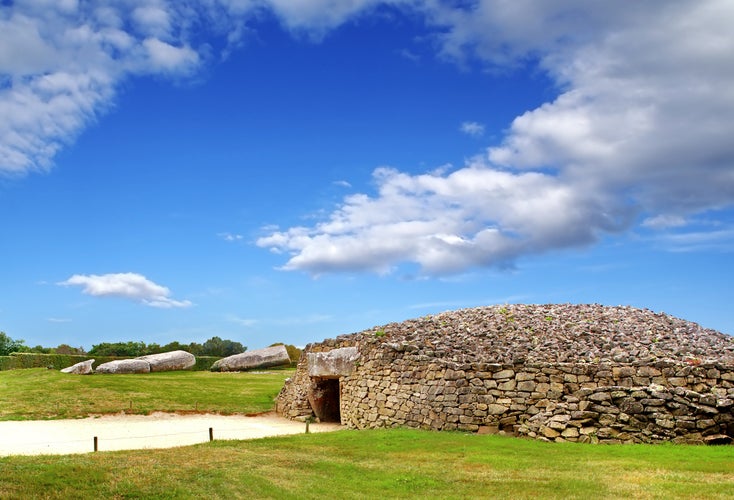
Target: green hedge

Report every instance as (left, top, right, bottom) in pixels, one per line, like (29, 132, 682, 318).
(193, 356, 220, 371)
(0, 353, 221, 371)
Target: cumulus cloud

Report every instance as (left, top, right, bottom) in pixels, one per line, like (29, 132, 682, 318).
(257, 163, 630, 274)
(58, 272, 192, 308)
(4, 1, 734, 276)
(0, 0, 406, 175)
(264, 0, 384, 35)
(0, 0, 206, 175)
(258, 0, 734, 275)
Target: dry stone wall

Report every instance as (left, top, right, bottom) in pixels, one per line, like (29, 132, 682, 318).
(277, 304, 734, 444)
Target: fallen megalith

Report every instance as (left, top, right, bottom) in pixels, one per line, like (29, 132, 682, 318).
(60, 359, 95, 375)
(95, 359, 151, 374)
(211, 345, 290, 372)
(137, 350, 195, 372)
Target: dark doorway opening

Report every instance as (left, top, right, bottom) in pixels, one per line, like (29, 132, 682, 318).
(308, 377, 341, 422)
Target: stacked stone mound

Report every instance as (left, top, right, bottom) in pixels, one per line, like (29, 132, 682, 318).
(362, 304, 734, 365)
(277, 304, 734, 444)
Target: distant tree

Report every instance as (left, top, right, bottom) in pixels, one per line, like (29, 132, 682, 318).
(88, 341, 147, 357)
(143, 343, 162, 355)
(187, 342, 204, 356)
(161, 341, 189, 353)
(200, 336, 246, 357)
(27, 345, 52, 354)
(269, 343, 302, 363)
(54, 344, 86, 355)
(0, 332, 27, 356)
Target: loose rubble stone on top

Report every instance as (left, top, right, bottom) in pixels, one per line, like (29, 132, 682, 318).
(277, 304, 734, 444)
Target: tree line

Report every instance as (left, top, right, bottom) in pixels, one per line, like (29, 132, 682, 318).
(0, 331, 245, 358)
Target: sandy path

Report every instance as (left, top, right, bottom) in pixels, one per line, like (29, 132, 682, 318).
(0, 413, 342, 456)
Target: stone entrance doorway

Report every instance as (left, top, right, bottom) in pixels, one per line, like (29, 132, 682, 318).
(308, 377, 341, 423)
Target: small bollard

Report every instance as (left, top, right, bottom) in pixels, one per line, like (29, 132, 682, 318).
(305, 416, 314, 434)
(209, 427, 214, 442)
(93, 436, 98, 452)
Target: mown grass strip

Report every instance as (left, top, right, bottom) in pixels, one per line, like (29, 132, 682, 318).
(0, 368, 293, 420)
(1, 429, 733, 499)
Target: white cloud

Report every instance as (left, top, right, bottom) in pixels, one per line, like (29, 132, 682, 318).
(653, 228, 734, 253)
(47, 317, 72, 323)
(142, 38, 199, 73)
(227, 315, 257, 327)
(131, 5, 171, 37)
(257, 163, 630, 274)
(641, 215, 688, 230)
(258, 0, 734, 275)
(58, 272, 192, 308)
(0, 0, 404, 176)
(264, 0, 383, 36)
(3, 1, 733, 276)
(460, 121, 484, 137)
(218, 232, 244, 242)
(0, 1, 206, 175)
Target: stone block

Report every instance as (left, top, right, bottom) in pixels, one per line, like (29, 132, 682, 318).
(96, 359, 151, 374)
(612, 366, 636, 378)
(487, 404, 509, 415)
(493, 369, 515, 380)
(61, 359, 95, 375)
(137, 350, 195, 372)
(213, 345, 292, 372)
(542, 426, 560, 439)
(561, 427, 580, 438)
(637, 366, 662, 377)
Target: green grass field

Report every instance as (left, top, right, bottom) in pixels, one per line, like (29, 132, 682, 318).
(1, 429, 733, 499)
(0, 368, 733, 499)
(0, 368, 292, 420)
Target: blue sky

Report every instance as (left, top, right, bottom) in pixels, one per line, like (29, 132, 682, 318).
(1, 1, 733, 351)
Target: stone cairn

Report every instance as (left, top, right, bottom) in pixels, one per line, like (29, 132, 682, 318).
(277, 304, 734, 444)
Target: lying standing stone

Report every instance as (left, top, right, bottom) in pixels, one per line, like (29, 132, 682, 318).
(137, 350, 195, 372)
(96, 359, 151, 374)
(60, 359, 95, 375)
(211, 345, 290, 372)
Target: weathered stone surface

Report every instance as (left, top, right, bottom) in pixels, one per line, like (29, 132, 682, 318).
(60, 359, 95, 375)
(96, 359, 151, 374)
(308, 347, 360, 377)
(137, 350, 195, 372)
(211, 345, 290, 372)
(704, 434, 733, 445)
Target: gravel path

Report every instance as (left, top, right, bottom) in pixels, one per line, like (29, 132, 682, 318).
(0, 412, 342, 456)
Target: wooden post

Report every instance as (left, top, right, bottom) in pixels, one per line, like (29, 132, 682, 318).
(93, 436, 98, 452)
(209, 427, 214, 442)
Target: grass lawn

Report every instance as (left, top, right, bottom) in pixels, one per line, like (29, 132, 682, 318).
(1, 429, 733, 499)
(1, 368, 732, 499)
(0, 368, 293, 420)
